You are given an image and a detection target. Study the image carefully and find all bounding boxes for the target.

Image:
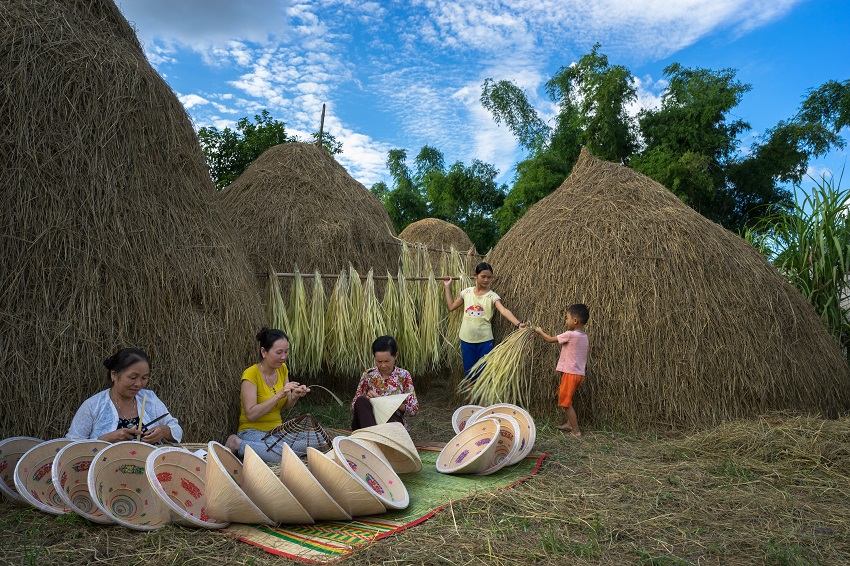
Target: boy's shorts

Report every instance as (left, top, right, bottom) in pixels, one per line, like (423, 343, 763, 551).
(558, 372, 584, 408)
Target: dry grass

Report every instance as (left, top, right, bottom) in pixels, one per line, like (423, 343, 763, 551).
(399, 218, 480, 271)
(486, 148, 850, 427)
(4, 383, 849, 565)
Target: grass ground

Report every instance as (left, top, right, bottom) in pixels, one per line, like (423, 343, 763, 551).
(2, 382, 849, 565)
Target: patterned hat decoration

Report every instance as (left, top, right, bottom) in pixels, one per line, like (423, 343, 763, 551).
(468, 413, 521, 475)
(436, 418, 501, 475)
(241, 445, 313, 525)
(451, 405, 483, 434)
(0, 437, 42, 505)
(52, 440, 113, 524)
(306, 446, 386, 517)
(205, 441, 274, 526)
(333, 436, 409, 510)
(278, 441, 351, 522)
(467, 403, 536, 465)
(87, 441, 176, 530)
(14, 438, 74, 514)
(145, 446, 229, 529)
(368, 393, 410, 425)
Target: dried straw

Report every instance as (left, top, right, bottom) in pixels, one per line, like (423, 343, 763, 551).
(399, 218, 479, 266)
(286, 270, 309, 376)
(459, 327, 536, 406)
(305, 271, 326, 378)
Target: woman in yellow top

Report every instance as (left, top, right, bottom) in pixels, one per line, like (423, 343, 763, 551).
(225, 328, 310, 463)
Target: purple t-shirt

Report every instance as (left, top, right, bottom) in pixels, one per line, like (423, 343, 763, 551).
(556, 330, 588, 375)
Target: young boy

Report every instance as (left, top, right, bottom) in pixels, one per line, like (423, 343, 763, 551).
(535, 304, 589, 437)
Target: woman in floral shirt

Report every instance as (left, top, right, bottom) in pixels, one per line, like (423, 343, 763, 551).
(351, 335, 419, 430)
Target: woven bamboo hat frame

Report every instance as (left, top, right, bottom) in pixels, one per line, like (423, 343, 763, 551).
(145, 446, 229, 529)
(368, 393, 410, 425)
(262, 413, 333, 457)
(278, 441, 351, 521)
(241, 445, 314, 525)
(468, 413, 521, 475)
(451, 405, 483, 434)
(0, 437, 42, 505)
(306, 447, 386, 517)
(333, 437, 409, 510)
(468, 404, 536, 465)
(52, 440, 113, 524)
(14, 438, 74, 514)
(205, 441, 273, 526)
(436, 418, 501, 475)
(87, 441, 175, 531)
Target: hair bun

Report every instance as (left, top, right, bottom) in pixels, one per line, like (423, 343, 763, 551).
(255, 327, 270, 342)
(102, 355, 114, 369)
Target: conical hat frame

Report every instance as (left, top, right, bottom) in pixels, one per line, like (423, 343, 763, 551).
(333, 437, 409, 510)
(306, 447, 386, 517)
(0, 437, 42, 505)
(278, 441, 351, 521)
(242, 445, 313, 524)
(451, 405, 483, 434)
(53, 440, 113, 524)
(14, 438, 74, 514)
(205, 441, 274, 526)
(262, 413, 333, 456)
(468, 403, 536, 465)
(87, 441, 174, 530)
(368, 393, 410, 425)
(145, 446, 229, 529)
(436, 418, 501, 475)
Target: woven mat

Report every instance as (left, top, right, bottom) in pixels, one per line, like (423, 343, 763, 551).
(223, 444, 547, 563)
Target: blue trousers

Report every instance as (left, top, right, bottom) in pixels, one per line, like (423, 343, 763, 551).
(461, 339, 494, 380)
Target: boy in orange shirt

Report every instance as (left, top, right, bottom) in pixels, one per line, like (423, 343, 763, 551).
(535, 304, 589, 437)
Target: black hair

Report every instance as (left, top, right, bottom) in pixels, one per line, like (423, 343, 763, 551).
(256, 327, 289, 352)
(474, 262, 493, 275)
(103, 347, 150, 381)
(567, 304, 590, 325)
(371, 335, 398, 357)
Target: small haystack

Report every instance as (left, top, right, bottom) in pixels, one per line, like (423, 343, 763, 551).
(399, 218, 478, 266)
(486, 149, 850, 429)
(0, 0, 263, 440)
(215, 143, 399, 278)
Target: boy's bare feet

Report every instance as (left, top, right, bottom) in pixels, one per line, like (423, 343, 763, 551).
(555, 423, 572, 431)
(570, 432, 583, 439)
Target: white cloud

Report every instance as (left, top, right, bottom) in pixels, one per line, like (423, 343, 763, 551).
(179, 94, 209, 109)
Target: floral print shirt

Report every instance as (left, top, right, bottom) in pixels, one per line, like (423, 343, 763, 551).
(351, 366, 419, 419)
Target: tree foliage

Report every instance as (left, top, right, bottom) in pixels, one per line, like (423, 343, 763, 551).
(198, 109, 342, 190)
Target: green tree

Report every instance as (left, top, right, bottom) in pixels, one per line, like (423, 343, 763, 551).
(383, 149, 428, 233)
(198, 109, 341, 189)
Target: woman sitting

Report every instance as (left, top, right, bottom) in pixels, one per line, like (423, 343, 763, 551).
(225, 328, 309, 463)
(67, 348, 182, 444)
(351, 335, 419, 431)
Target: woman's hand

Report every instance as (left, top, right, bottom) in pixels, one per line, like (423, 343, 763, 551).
(365, 390, 380, 399)
(442, 276, 452, 289)
(99, 428, 142, 443)
(141, 425, 171, 444)
(286, 382, 310, 402)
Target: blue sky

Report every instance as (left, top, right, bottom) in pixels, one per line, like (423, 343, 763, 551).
(116, 0, 849, 190)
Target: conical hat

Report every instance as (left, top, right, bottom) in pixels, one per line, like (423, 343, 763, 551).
(436, 418, 501, 475)
(204, 441, 273, 526)
(347, 432, 421, 473)
(278, 442, 351, 521)
(368, 393, 410, 425)
(468, 404, 536, 464)
(87, 441, 174, 530)
(333, 437, 409, 510)
(451, 405, 482, 434)
(52, 440, 113, 523)
(14, 438, 74, 514)
(307, 447, 386, 517)
(0, 437, 42, 505)
(470, 414, 521, 475)
(242, 445, 313, 524)
(145, 446, 229, 529)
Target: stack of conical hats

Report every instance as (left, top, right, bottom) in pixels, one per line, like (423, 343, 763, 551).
(349, 423, 422, 473)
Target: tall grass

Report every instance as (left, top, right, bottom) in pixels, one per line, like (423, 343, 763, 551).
(747, 173, 850, 357)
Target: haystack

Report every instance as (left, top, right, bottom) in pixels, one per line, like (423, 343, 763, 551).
(0, 0, 263, 440)
(214, 143, 399, 278)
(486, 149, 850, 429)
(399, 218, 478, 266)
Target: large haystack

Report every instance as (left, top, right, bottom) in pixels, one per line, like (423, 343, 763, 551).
(0, 0, 263, 440)
(487, 149, 850, 429)
(399, 218, 478, 266)
(215, 143, 399, 277)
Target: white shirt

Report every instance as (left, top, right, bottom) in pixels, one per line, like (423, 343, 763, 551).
(66, 388, 183, 442)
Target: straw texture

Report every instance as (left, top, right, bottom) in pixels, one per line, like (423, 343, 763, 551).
(53, 440, 113, 524)
(369, 393, 410, 425)
(398, 218, 478, 265)
(205, 441, 273, 526)
(0, 437, 42, 504)
(145, 446, 229, 529)
(241, 445, 313, 525)
(485, 148, 850, 428)
(436, 418, 500, 475)
(333, 437, 409, 510)
(278, 442, 351, 521)
(13, 439, 73, 514)
(306, 447, 386, 517)
(0, 0, 264, 441)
